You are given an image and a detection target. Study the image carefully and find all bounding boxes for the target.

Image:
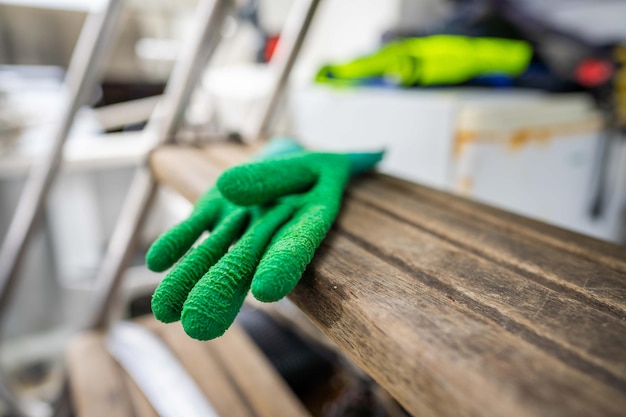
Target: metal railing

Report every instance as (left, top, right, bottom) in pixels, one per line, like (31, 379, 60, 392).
(0, 0, 320, 415)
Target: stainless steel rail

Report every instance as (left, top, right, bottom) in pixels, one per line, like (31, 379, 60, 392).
(88, 0, 320, 330)
(0, 1, 123, 415)
(87, 0, 233, 330)
(0, 0, 320, 414)
(253, 0, 320, 140)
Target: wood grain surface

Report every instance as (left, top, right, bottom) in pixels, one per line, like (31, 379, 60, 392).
(149, 143, 626, 417)
(66, 317, 310, 417)
(65, 333, 135, 417)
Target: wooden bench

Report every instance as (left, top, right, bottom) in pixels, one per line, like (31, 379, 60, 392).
(149, 142, 626, 417)
(66, 316, 310, 417)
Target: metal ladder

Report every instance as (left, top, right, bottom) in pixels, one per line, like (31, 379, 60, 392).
(0, 0, 320, 415)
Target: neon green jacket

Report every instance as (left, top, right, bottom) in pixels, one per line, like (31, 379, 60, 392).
(316, 35, 532, 87)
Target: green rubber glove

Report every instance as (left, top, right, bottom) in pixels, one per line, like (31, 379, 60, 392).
(146, 139, 383, 340)
(316, 35, 532, 87)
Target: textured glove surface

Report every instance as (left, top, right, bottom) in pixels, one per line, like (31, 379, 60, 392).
(146, 141, 382, 340)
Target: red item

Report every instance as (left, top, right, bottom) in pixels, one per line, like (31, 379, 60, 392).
(575, 58, 614, 87)
(264, 35, 280, 62)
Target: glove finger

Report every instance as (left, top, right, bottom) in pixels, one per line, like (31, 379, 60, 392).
(251, 202, 338, 302)
(251, 155, 349, 302)
(217, 155, 318, 206)
(151, 209, 248, 323)
(181, 203, 295, 340)
(146, 189, 223, 272)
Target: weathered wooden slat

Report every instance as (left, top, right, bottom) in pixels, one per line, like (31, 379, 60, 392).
(66, 333, 135, 417)
(150, 146, 223, 203)
(201, 140, 258, 162)
(292, 234, 626, 417)
(67, 315, 309, 417)
(376, 175, 626, 273)
(142, 316, 310, 417)
(347, 177, 626, 318)
(335, 199, 626, 384)
(139, 318, 257, 417)
(210, 324, 312, 417)
(148, 143, 626, 417)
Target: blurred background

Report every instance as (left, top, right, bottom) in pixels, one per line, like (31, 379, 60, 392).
(0, 0, 625, 415)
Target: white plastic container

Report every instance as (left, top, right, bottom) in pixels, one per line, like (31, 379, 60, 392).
(289, 86, 625, 242)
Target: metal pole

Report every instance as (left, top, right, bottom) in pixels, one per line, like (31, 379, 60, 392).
(253, 0, 320, 140)
(0, 1, 123, 416)
(88, 0, 233, 330)
(589, 89, 618, 218)
(0, 0, 123, 317)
